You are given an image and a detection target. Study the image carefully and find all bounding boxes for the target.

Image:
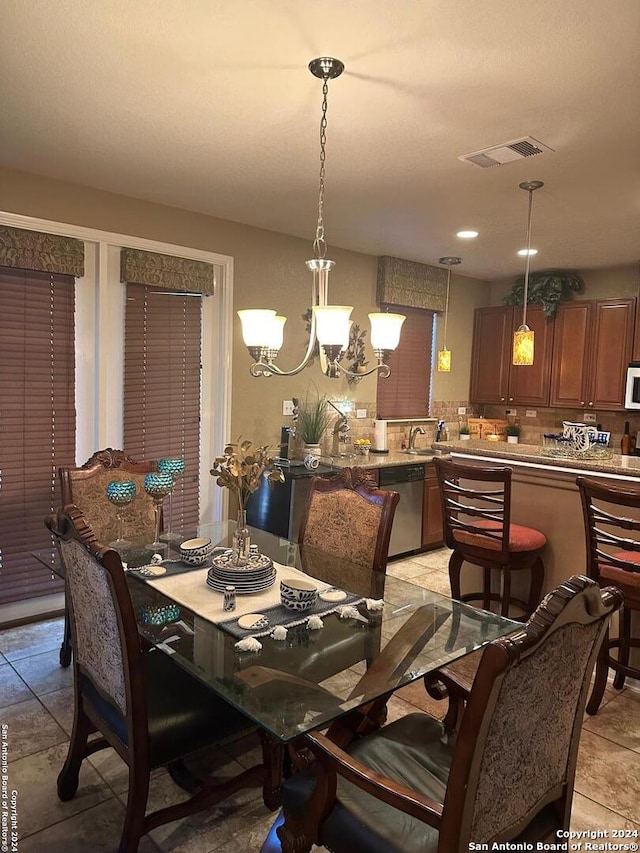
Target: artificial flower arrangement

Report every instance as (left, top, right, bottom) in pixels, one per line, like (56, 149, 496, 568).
(210, 439, 284, 509)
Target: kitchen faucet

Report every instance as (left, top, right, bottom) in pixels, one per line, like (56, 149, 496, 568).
(328, 400, 352, 457)
(408, 424, 426, 450)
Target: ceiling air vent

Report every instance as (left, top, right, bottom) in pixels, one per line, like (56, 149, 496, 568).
(459, 137, 554, 168)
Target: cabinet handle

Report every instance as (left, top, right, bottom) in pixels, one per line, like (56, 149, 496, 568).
(509, 397, 513, 402)
(589, 401, 594, 407)
(500, 397, 505, 402)
(580, 401, 585, 406)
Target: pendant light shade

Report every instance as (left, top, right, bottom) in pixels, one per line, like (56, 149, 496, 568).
(512, 181, 543, 367)
(437, 257, 461, 372)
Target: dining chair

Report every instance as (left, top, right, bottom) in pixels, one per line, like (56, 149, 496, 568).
(433, 457, 546, 619)
(269, 575, 621, 853)
(58, 447, 158, 546)
(298, 466, 400, 599)
(55, 448, 159, 666)
(46, 504, 268, 853)
(576, 475, 640, 714)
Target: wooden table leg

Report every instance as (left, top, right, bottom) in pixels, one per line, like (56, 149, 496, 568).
(258, 730, 284, 811)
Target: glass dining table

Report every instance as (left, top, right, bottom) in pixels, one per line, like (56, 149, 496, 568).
(35, 520, 517, 806)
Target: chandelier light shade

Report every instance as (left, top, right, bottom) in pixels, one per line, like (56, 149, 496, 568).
(437, 257, 461, 373)
(512, 181, 544, 367)
(239, 57, 403, 379)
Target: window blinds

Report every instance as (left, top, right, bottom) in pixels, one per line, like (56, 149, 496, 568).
(123, 284, 202, 532)
(0, 267, 75, 605)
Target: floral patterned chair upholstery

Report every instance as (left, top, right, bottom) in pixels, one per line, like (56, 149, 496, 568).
(298, 467, 399, 599)
(58, 447, 158, 546)
(271, 576, 622, 853)
(47, 505, 267, 853)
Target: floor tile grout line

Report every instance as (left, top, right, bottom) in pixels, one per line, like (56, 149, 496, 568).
(17, 793, 121, 842)
(575, 792, 640, 828)
(580, 726, 640, 756)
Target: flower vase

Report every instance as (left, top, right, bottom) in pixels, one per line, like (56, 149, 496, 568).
(232, 509, 251, 566)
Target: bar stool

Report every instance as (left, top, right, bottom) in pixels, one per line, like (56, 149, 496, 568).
(577, 476, 640, 714)
(434, 458, 546, 619)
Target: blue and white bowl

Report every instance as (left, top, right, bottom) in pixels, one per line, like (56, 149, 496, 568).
(280, 578, 318, 612)
(180, 537, 213, 566)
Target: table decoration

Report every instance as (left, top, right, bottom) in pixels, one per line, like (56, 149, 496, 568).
(106, 480, 137, 549)
(158, 457, 185, 541)
(210, 439, 284, 566)
(143, 472, 174, 552)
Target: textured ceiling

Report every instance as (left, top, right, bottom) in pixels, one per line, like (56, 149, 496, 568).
(1, 0, 639, 279)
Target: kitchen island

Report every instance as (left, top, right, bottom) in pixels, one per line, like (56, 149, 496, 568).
(435, 440, 640, 595)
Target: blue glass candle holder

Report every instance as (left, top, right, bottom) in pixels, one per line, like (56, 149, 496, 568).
(143, 472, 174, 552)
(158, 457, 185, 541)
(106, 480, 137, 550)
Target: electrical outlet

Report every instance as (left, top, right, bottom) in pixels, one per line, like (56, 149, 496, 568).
(525, 410, 537, 418)
(583, 412, 597, 423)
(282, 400, 295, 416)
(356, 409, 367, 419)
(506, 408, 517, 416)
(457, 407, 466, 415)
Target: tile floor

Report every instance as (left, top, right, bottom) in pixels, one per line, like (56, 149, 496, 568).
(1, 547, 638, 852)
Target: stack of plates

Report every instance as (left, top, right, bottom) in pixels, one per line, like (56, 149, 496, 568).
(206, 551, 276, 594)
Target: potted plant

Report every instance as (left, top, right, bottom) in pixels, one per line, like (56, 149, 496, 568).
(295, 387, 330, 459)
(506, 423, 521, 444)
(459, 425, 471, 441)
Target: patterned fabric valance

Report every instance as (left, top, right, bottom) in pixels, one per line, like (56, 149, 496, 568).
(120, 248, 215, 295)
(0, 226, 84, 277)
(377, 255, 446, 312)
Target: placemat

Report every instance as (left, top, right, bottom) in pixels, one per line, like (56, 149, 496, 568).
(218, 592, 366, 640)
(126, 558, 212, 580)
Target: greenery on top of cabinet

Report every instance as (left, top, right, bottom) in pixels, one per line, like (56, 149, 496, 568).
(504, 269, 585, 318)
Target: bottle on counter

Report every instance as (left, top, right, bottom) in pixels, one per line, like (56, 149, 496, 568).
(621, 421, 631, 456)
(631, 430, 637, 455)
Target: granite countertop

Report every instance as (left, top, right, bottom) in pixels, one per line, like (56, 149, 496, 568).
(436, 439, 640, 479)
(285, 447, 446, 474)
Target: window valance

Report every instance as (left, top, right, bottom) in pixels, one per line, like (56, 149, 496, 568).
(377, 255, 446, 312)
(120, 248, 215, 295)
(0, 226, 84, 277)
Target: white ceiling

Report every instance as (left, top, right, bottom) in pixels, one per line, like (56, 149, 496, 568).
(1, 0, 639, 280)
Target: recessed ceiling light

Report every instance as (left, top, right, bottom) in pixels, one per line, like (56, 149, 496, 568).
(517, 248, 538, 256)
(456, 230, 478, 239)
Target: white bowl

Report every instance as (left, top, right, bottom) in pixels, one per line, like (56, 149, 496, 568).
(280, 578, 318, 611)
(180, 537, 213, 565)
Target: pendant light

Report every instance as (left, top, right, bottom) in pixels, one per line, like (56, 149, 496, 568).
(238, 57, 405, 378)
(437, 257, 462, 372)
(512, 180, 544, 366)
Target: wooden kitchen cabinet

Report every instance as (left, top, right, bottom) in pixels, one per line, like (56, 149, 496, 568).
(469, 305, 553, 406)
(550, 298, 635, 411)
(422, 463, 443, 549)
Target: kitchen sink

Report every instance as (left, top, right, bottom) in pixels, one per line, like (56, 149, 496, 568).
(401, 448, 444, 456)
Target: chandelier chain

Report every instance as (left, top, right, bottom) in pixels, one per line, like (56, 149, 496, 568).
(313, 76, 330, 259)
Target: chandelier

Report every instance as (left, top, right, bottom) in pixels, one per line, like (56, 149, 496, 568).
(512, 180, 544, 366)
(436, 256, 462, 372)
(238, 57, 405, 378)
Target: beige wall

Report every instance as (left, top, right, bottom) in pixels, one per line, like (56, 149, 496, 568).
(0, 166, 488, 444)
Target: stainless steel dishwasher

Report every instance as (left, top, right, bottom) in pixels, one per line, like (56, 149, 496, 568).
(378, 464, 425, 557)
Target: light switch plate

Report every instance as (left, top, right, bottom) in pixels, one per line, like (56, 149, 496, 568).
(457, 407, 466, 415)
(356, 409, 367, 419)
(282, 400, 295, 416)
(583, 412, 597, 423)
(525, 410, 537, 418)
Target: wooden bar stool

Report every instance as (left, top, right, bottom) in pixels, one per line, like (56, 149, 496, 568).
(577, 476, 640, 714)
(434, 457, 546, 619)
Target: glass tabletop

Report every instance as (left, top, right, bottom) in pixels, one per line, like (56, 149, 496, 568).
(35, 521, 518, 743)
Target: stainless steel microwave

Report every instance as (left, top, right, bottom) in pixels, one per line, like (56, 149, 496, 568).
(625, 363, 640, 409)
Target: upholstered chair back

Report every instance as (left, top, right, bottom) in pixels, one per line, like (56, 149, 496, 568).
(58, 535, 128, 715)
(298, 468, 399, 585)
(59, 448, 158, 545)
(443, 576, 622, 849)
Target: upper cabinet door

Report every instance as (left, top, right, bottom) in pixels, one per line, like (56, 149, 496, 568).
(507, 305, 554, 406)
(469, 307, 513, 404)
(589, 298, 635, 410)
(550, 301, 593, 408)
(550, 298, 636, 411)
